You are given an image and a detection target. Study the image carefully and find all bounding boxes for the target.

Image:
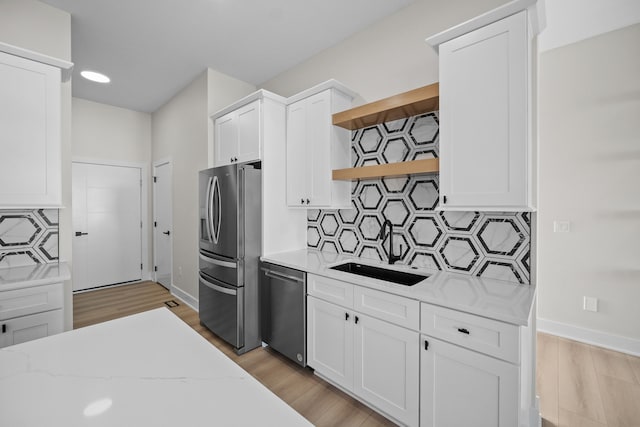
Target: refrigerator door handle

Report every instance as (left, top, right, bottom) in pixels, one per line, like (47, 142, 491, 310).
(205, 176, 214, 242)
(199, 273, 237, 296)
(199, 252, 236, 268)
(211, 175, 221, 244)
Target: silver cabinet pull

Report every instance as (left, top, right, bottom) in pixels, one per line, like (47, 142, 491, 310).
(262, 269, 304, 284)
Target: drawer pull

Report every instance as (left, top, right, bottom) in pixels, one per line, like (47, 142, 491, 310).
(345, 313, 350, 321)
(457, 327, 470, 335)
(424, 340, 429, 351)
(2, 324, 6, 334)
(355, 316, 359, 324)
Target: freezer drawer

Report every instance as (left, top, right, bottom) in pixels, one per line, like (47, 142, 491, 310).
(260, 262, 306, 367)
(199, 249, 239, 287)
(199, 272, 243, 349)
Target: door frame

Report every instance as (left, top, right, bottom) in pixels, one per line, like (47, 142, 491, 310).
(152, 158, 173, 288)
(72, 157, 150, 281)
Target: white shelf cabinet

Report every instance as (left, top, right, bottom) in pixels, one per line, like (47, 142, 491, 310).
(286, 81, 355, 208)
(307, 274, 419, 426)
(435, 10, 533, 211)
(0, 51, 62, 208)
(213, 99, 261, 167)
(0, 282, 64, 348)
(420, 336, 518, 427)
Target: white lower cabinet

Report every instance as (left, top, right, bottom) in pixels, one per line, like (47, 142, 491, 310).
(307, 290, 419, 426)
(307, 296, 353, 389)
(354, 314, 419, 427)
(0, 282, 64, 348)
(420, 335, 518, 427)
(0, 309, 63, 348)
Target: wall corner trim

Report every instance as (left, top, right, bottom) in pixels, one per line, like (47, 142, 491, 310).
(537, 318, 640, 357)
(171, 285, 198, 312)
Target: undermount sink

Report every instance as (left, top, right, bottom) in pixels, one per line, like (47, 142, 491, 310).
(329, 262, 428, 286)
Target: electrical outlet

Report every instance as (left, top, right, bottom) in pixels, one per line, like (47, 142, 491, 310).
(583, 296, 598, 312)
(553, 220, 571, 233)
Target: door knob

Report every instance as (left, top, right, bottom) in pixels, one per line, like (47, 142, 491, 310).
(163, 231, 171, 236)
(75, 232, 88, 237)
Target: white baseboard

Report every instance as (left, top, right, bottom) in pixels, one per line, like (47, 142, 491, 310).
(171, 285, 198, 312)
(537, 318, 640, 356)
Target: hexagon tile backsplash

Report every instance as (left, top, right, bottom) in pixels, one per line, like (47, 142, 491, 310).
(308, 113, 532, 285)
(0, 209, 59, 268)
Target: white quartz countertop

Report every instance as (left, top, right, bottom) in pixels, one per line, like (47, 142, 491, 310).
(0, 261, 70, 291)
(0, 308, 312, 427)
(261, 249, 536, 326)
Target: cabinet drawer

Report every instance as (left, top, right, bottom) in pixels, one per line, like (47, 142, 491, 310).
(354, 286, 419, 330)
(0, 283, 64, 321)
(0, 308, 63, 348)
(307, 274, 353, 308)
(420, 303, 519, 363)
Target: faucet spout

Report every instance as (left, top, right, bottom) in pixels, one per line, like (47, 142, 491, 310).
(379, 219, 401, 265)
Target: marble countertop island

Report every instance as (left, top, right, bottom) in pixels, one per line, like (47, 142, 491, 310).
(0, 308, 312, 426)
(262, 249, 536, 326)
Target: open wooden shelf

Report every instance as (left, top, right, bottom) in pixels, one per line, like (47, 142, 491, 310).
(332, 83, 439, 130)
(332, 158, 439, 181)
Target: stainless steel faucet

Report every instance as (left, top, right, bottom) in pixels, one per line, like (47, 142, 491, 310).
(379, 219, 402, 265)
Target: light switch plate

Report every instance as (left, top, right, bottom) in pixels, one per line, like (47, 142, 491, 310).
(553, 220, 571, 233)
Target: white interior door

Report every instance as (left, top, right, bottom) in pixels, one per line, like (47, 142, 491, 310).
(153, 160, 172, 289)
(72, 163, 142, 291)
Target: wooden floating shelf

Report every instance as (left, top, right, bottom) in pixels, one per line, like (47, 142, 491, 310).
(332, 158, 439, 181)
(332, 83, 439, 130)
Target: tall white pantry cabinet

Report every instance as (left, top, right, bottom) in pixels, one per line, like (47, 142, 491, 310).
(0, 43, 72, 208)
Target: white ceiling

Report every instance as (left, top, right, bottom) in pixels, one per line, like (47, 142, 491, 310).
(40, 0, 415, 113)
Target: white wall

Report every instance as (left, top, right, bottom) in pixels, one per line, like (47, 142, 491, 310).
(260, 0, 508, 103)
(0, 0, 73, 330)
(72, 97, 153, 276)
(151, 71, 208, 305)
(537, 24, 640, 354)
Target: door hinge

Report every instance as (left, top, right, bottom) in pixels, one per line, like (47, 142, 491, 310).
(140, 263, 143, 270)
(154, 266, 158, 272)
(154, 221, 157, 227)
(140, 179, 142, 187)
(153, 176, 157, 183)
(140, 221, 143, 228)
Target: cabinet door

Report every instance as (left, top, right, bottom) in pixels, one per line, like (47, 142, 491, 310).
(439, 11, 528, 210)
(214, 112, 237, 167)
(420, 336, 518, 427)
(307, 296, 353, 389)
(0, 309, 63, 348)
(236, 100, 261, 163)
(354, 313, 419, 427)
(0, 52, 61, 207)
(305, 91, 332, 207)
(286, 100, 308, 207)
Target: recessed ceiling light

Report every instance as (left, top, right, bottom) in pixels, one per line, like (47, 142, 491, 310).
(80, 70, 111, 83)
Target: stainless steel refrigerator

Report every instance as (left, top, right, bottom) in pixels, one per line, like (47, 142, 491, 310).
(198, 162, 261, 354)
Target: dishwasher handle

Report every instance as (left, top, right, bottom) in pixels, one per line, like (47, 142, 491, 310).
(262, 269, 304, 284)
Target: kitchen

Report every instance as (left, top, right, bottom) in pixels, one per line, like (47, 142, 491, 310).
(1, 0, 639, 426)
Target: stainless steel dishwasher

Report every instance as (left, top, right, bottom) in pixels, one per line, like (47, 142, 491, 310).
(259, 262, 306, 367)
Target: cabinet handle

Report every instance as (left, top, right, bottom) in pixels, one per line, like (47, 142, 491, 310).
(345, 313, 350, 321)
(300, 198, 304, 204)
(457, 328, 470, 335)
(1, 324, 5, 334)
(354, 316, 359, 324)
(230, 157, 233, 163)
(442, 195, 447, 204)
(306, 199, 310, 204)
(424, 340, 429, 351)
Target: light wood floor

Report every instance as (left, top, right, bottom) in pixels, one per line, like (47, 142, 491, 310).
(537, 332, 640, 427)
(74, 282, 640, 427)
(73, 281, 395, 427)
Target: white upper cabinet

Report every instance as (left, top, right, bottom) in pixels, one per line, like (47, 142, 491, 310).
(431, 10, 534, 211)
(0, 46, 71, 208)
(286, 80, 355, 208)
(213, 99, 261, 167)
